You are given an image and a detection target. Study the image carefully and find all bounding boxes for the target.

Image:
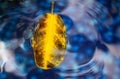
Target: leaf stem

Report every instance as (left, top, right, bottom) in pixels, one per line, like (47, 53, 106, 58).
(51, 0, 54, 14)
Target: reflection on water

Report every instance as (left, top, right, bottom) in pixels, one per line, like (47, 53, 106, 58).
(0, 0, 120, 79)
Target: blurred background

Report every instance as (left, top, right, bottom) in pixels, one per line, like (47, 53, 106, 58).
(0, 0, 120, 79)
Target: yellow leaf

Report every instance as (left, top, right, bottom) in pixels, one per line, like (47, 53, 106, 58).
(32, 13, 66, 70)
